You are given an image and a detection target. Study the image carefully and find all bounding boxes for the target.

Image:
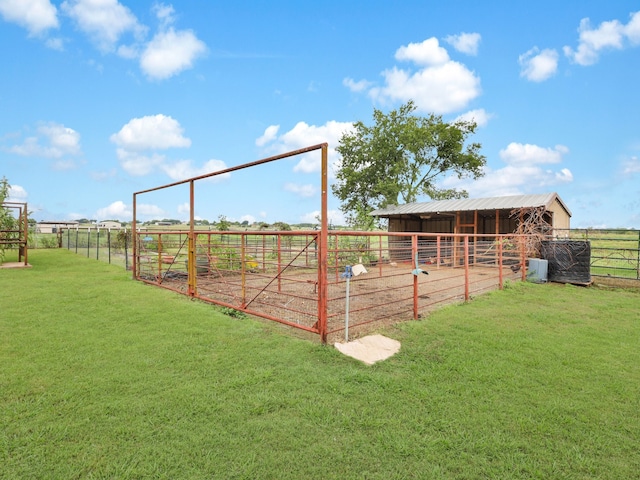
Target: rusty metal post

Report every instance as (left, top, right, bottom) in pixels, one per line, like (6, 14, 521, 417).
(157, 233, 163, 282)
(317, 143, 329, 343)
(498, 236, 504, 289)
(436, 235, 441, 269)
(412, 234, 419, 320)
(132, 194, 137, 278)
(464, 236, 470, 301)
(187, 180, 196, 296)
(378, 234, 383, 277)
(277, 234, 282, 292)
(241, 233, 246, 308)
(520, 236, 527, 282)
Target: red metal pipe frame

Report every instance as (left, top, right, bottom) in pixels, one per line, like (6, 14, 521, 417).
(464, 236, 470, 301)
(317, 144, 329, 343)
(412, 235, 419, 320)
(132, 183, 534, 342)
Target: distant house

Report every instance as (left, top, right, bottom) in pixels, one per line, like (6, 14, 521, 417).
(97, 221, 122, 229)
(36, 221, 79, 234)
(370, 192, 571, 236)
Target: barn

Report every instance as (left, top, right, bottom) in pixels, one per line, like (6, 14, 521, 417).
(36, 221, 79, 234)
(370, 192, 571, 236)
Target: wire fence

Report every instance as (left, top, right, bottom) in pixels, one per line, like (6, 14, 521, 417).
(57, 227, 132, 269)
(554, 228, 640, 280)
(30, 226, 639, 341)
(131, 230, 527, 342)
(51, 227, 640, 282)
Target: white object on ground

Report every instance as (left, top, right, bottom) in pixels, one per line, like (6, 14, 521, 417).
(334, 334, 401, 365)
(351, 264, 367, 276)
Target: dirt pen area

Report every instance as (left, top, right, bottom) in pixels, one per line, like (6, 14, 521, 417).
(135, 230, 526, 343)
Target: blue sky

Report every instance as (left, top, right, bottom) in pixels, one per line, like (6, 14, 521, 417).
(1, 0, 639, 228)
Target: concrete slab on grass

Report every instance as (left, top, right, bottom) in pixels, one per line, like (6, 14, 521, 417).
(0, 262, 31, 269)
(334, 334, 401, 365)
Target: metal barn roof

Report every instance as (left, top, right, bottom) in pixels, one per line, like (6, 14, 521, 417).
(370, 192, 571, 217)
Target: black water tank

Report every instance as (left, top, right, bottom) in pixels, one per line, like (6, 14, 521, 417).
(541, 240, 591, 284)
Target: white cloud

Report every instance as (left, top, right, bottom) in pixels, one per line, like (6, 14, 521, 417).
(453, 108, 492, 127)
(625, 11, 640, 44)
(0, 0, 59, 35)
(564, 12, 640, 66)
(161, 158, 230, 182)
(240, 214, 256, 224)
(300, 209, 345, 226)
(139, 27, 206, 80)
(176, 202, 190, 216)
(361, 37, 481, 114)
(136, 203, 165, 217)
(500, 143, 568, 165)
(442, 142, 573, 197)
(255, 125, 280, 147)
(110, 114, 191, 150)
(6, 122, 82, 159)
(45, 36, 64, 50)
(343, 77, 373, 93)
(622, 156, 640, 175)
(152, 2, 175, 29)
(8, 184, 28, 202)
(52, 159, 78, 170)
(96, 200, 130, 220)
(115, 149, 165, 176)
(519, 47, 559, 82)
(256, 120, 354, 175)
(284, 183, 317, 198)
(395, 38, 450, 65)
(444, 32, 481, 56)
(61, 0, 145, 53)
(110, 114, 229, 181)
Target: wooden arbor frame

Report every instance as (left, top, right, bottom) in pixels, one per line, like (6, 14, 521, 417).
(1, 201, 29, 265)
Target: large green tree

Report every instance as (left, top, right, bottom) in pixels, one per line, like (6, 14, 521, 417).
(333, 101, 486, 228)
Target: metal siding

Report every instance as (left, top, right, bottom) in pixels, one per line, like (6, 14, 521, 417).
(371, 193, 569, 217)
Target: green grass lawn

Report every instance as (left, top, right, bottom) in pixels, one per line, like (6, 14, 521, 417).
(1, 250, 639, 479)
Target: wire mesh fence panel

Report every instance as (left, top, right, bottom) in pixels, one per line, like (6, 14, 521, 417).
(555, 228, 640, 280)
(59, 228, 132, 269)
